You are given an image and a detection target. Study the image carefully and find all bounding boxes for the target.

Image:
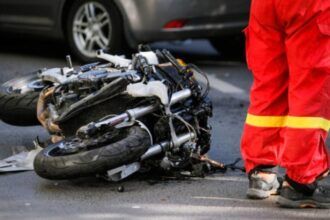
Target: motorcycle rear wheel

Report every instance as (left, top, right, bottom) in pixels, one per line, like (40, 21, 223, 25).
(34, 125, 151, 180)
(0, 71, 42, 126)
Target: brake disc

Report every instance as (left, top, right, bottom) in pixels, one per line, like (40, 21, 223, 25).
(56, 130, 119, 155)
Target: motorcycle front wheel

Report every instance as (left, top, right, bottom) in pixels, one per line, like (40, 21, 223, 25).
(34, 125, 151, 180)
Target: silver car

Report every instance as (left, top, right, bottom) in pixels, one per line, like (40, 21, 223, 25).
(0, 0, 250, 61)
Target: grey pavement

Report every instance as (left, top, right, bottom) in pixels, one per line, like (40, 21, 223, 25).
(0, 39, 329, 219)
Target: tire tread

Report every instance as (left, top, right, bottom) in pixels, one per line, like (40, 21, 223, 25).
(0, 91, 40, 126)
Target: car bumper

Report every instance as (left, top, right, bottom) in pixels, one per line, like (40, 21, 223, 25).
(115, 0, 250, 46)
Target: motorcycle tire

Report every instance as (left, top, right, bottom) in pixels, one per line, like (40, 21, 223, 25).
(34, 125, 151, 180)
(0, 71, 42, 126)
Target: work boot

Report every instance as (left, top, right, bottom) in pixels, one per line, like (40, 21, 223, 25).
(277, 176, 330, 209)
(247, 170, 281, 199)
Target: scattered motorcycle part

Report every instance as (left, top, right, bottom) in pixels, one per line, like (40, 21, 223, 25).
(117, 185, 125, 192)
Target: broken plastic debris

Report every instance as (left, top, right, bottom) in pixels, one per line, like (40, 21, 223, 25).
(0, 145, 42, 172)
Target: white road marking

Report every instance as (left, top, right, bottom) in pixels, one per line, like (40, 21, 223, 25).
(194, 72, 245, 94)
(131, 205, 141, 209)
(192, 196, 250, 203)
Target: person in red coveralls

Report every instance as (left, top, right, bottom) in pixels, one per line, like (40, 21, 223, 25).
(241, 0, 330, 208)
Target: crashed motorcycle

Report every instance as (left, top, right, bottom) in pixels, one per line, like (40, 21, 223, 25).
(0, 47, 221, 181)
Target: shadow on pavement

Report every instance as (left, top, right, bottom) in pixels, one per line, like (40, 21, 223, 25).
(0, 35, 246, 64)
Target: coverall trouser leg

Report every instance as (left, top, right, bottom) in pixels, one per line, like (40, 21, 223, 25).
(241, 0, 330, 184)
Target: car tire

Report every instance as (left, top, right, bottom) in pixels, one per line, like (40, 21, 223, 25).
(210, 35, 245, 60)
(66, 0, 124, 62)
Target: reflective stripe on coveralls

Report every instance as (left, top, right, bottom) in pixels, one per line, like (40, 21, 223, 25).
(246, 114, 330, 131)
(241, 0, 330, 184)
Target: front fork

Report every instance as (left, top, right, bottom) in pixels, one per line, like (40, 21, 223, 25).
(77, 89, 192, 138)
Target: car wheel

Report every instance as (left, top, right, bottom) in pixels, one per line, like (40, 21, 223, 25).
(210, 35, 245, 60)
(67, 0, 123, 62)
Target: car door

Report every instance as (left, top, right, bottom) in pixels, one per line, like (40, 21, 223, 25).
(0, 0, 62, 31)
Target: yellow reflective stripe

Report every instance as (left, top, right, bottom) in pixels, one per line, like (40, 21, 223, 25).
(286, 116, 330, 130)
(246, 114, 286, 127)
(246, 114, 330, 131)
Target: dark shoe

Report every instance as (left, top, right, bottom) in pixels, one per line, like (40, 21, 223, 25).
(247, 171, 281, 199)
(277, 182, 330, 209)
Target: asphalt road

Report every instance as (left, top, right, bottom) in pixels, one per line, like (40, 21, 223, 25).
(0, 37, 329, 220)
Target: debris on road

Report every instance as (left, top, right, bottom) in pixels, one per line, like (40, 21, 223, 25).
(0, 145, 42, 172)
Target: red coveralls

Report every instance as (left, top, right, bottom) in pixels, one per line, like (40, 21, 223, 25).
(241, 0, 330, 184)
